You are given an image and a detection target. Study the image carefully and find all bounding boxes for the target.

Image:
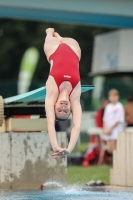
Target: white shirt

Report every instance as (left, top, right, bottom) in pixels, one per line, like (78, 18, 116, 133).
(103, 102, 125, 140)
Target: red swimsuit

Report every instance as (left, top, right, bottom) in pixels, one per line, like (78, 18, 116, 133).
(49, 43, 80, 93)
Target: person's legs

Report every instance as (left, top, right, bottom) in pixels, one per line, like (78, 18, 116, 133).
(106, 140, 113, 165)
(44, 28, 61, 60)
(61, 37, 81, 59)
(53, 30, 81, 59)
(44, 28, 81, 60)
(106, 140, 112, 154)
(106, 140, 116, 154)
(54, 32, 63, 42)
(110, 140, 117, 153)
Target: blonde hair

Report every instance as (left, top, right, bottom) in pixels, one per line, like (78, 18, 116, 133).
(108, 89, 119, 96)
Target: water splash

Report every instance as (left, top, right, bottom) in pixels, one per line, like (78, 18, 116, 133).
(44, 181, 63, 188)
(0, 183, 133, 200)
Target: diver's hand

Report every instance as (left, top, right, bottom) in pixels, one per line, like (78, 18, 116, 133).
(51, 148, 69, 159)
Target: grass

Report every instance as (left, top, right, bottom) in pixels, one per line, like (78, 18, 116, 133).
(68, 142, 111, 185)
(71, 142, 88, 154)
(77, 142, 88, 152)
(67, 165, 111, 185)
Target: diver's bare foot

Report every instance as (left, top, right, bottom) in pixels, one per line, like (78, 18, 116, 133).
(54, 32, 63, 41)
(46, 28, 54, 35)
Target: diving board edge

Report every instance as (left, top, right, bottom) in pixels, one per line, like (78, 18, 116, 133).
(4, 85, 95, 104)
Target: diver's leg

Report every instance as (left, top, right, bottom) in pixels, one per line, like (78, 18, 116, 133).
(54, 32, 63, 42)
(61, 37, 81, 59)
(44, 28, 61, 60)
(53, 31, 81, 58)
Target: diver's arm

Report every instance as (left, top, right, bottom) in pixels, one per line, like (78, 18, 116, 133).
(67, 101, 82, 153)
(45, 96, 59, 151)
(51, 100, 82, 158)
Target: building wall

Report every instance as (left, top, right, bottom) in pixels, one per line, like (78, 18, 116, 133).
(0, 132, 67, 189)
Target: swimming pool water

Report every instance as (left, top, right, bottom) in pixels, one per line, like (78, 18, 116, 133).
(0, 186, 133, 200)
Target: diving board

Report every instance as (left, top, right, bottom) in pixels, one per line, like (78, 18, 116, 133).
(4, 85, 95, 104)
(0, 85, 94, 124)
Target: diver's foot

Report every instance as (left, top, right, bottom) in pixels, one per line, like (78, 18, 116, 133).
(46, 28, 54, 35)
(54, 32, 63, 41)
